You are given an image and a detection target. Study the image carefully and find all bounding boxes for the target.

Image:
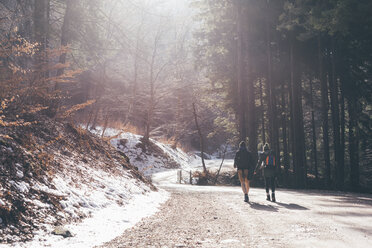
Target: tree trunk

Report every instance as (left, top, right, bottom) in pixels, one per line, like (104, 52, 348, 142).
(348, 96, 359, 190)
(259, 79, 266, 144)
(318, 37, 331, 187)
(281, 82, 290, 183)
(57, 0, 72, 76)
(91, 106, 100, 130)
(290, 36, 306, 188)
(265, 1, 280, 169)
(236, 2, 247, 141)
(33, 0, 48, 67)
(214, 144, 228, 185)
(339, 73, 346, 188)
(85, 105, 95, 130)
(101, 108, 110, 138)
(124, 22, 142, 127)
(45, 0, 50, 78)
(244, 4, 257, 155)
(328, 38, 343, 189)
(309, 77, 319, 181)
(192, 103, 206, 173)
(289, 74, 295, 176)
(247, 73, 257, 155)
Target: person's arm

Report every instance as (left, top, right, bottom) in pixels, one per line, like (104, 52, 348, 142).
(233, 152, 238, 168)
(273, 150, 279, 174)
(255, 152, 263, 171)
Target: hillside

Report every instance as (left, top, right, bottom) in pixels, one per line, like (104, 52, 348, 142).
(0, 115, 165, 245)
(91, 128, 196, 176)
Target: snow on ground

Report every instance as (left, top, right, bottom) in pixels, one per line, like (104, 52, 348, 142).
(89, 127, 238, 187)
(90, 127, 184, 175)
(90, 127, 232, 176)
(1, 190, 168, 248)
(1, 148, 169, 248)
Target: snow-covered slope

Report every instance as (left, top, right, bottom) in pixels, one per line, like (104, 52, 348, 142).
(90, 128, 235, 186)
(91, 127, 203, 176)
(4, 159, 168, 248)
(0, 120, 168, 248)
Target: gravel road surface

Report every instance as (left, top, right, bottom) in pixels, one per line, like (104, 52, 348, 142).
(99, 182, 372, 248)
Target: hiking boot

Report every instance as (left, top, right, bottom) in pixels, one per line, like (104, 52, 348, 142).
(272, 193, 276, 202)
(244, 194, 249, 202)
(266, 194, 271, 201)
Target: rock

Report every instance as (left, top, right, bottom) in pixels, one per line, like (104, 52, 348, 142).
(51, 226, 73, 238)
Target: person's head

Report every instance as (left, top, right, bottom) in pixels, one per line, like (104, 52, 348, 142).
(263, 143, 270, 151)
(239, 141, 246, 149)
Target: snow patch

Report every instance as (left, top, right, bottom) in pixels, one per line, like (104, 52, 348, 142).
(16, 170, 24, 179)
(10, 180, 29, 193)
(12, 190, 169, 248)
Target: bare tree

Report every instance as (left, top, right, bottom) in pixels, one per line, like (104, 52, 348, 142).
(192, 102, 207, 173)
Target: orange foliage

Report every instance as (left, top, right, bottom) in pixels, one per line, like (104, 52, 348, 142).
(0, 32, 84, 122)
(62, 100, 96, 119)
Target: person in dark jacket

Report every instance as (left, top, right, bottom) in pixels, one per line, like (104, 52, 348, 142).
(234, 141, 254, 202)
(257, 143, 277, 202)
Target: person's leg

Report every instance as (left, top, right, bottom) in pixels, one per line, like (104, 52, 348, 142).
(271, 176, 276, 202)
(243, 169, 250, 194)
(265, 176, 270, 201)
(243, 170, 250, 202)
(238, 170, 247, 194)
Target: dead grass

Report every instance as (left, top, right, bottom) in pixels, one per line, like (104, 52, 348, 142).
(192, 170, 240, 186)
(106, 122, 141, 135)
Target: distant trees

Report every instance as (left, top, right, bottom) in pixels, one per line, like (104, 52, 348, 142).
(192, 0, 372, 191)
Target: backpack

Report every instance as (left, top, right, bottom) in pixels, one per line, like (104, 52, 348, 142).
(265, 153, 275, 168)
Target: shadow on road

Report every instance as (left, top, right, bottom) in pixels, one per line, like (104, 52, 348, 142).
(275, 202, 309, 210)
(326, 196, 372, 207)
(248, 202, 278, 212)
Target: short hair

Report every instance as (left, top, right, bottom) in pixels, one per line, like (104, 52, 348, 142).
(263, 143, 270, 151)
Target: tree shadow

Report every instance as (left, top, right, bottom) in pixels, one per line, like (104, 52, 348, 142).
(328, 196, 372, 207)
(275, 202, 309, 210)
(323, 211, 372, 217)
(248, 202, 278, 212)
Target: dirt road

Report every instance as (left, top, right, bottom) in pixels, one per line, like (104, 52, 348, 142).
(99, 183, 372, 248)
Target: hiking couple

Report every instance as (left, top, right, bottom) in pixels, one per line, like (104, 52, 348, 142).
(233, 141, 276, 203)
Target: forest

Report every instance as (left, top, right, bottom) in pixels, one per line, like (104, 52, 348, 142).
(1, 0, 371, 192)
